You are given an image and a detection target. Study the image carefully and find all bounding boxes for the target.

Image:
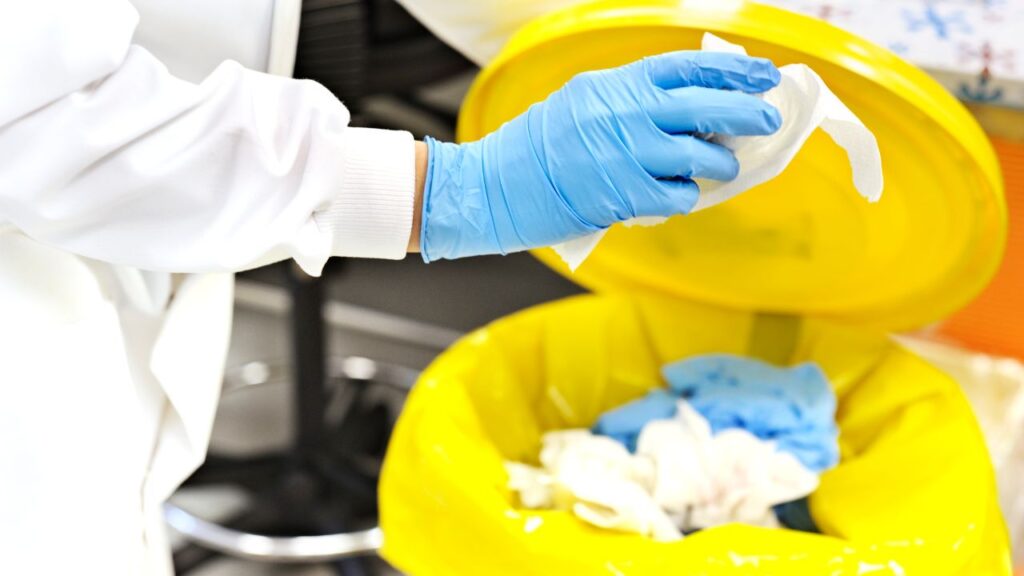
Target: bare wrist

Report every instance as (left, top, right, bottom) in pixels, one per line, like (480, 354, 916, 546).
(408, 140, 427, 253)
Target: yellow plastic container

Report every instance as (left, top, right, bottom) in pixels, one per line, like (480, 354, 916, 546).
(382, 295, 1009, 575)
(380, 1, 1011, 574)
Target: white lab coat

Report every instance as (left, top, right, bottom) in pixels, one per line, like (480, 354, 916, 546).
(0, 1, 415, 573)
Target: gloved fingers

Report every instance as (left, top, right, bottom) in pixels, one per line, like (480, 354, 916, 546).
(638, 134, 739, 181)
(642, 51, 781, 93)
(649, 87, 782, 136)
(640, 177, 701, 217)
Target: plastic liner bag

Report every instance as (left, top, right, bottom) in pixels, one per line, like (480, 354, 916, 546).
(899, 336, 1024, 568)
(380, 294, 1011, 575)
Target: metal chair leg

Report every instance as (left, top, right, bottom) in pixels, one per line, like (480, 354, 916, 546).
(165, 503, 383, 563)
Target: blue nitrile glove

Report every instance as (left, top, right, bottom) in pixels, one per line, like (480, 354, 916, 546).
(420, 51, 782, 262)
(662, 355, 839, 472)
(592, 389, 678, 452)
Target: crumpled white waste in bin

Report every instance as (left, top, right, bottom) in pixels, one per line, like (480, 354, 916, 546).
(506, 399, 819, 541)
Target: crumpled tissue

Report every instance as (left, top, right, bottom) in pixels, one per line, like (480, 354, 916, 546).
(505, 399, 819, 542)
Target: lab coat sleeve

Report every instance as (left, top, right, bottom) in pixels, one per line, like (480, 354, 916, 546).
(0, 2, 414, 275)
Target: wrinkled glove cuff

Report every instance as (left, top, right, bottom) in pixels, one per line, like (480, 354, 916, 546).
(421, 136, 511, 262)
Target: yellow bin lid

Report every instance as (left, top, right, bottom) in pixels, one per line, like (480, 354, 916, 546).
(457, 0, 1006, 332)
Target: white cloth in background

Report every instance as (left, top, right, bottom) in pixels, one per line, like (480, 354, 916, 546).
(506, 400, 819, 541)
(394, 0, 585, 67)
(551, 33, 884, 270)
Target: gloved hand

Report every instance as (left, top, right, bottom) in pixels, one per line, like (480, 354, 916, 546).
(420, 51, 783, 262)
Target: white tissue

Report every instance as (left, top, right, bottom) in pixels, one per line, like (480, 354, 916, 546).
(505, 399, 819, 541)
(551, 33, 883, 271)
(688, 428, 819, 529)
(634, 402, 714, 516)
(507, 429, 682, 541)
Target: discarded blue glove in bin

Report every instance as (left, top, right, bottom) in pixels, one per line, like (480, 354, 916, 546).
(662, 354, 839, 472)
(592, 389, 677, 452)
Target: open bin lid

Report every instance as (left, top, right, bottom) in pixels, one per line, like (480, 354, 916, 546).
(456, 0, 1006, 332)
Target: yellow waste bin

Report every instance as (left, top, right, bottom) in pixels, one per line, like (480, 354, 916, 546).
(380, 1, 1012, 574)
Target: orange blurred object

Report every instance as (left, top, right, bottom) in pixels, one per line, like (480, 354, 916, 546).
(938, 138, 1024, 359)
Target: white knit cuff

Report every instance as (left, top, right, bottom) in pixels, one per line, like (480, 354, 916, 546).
(314, 127, 415, 260)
